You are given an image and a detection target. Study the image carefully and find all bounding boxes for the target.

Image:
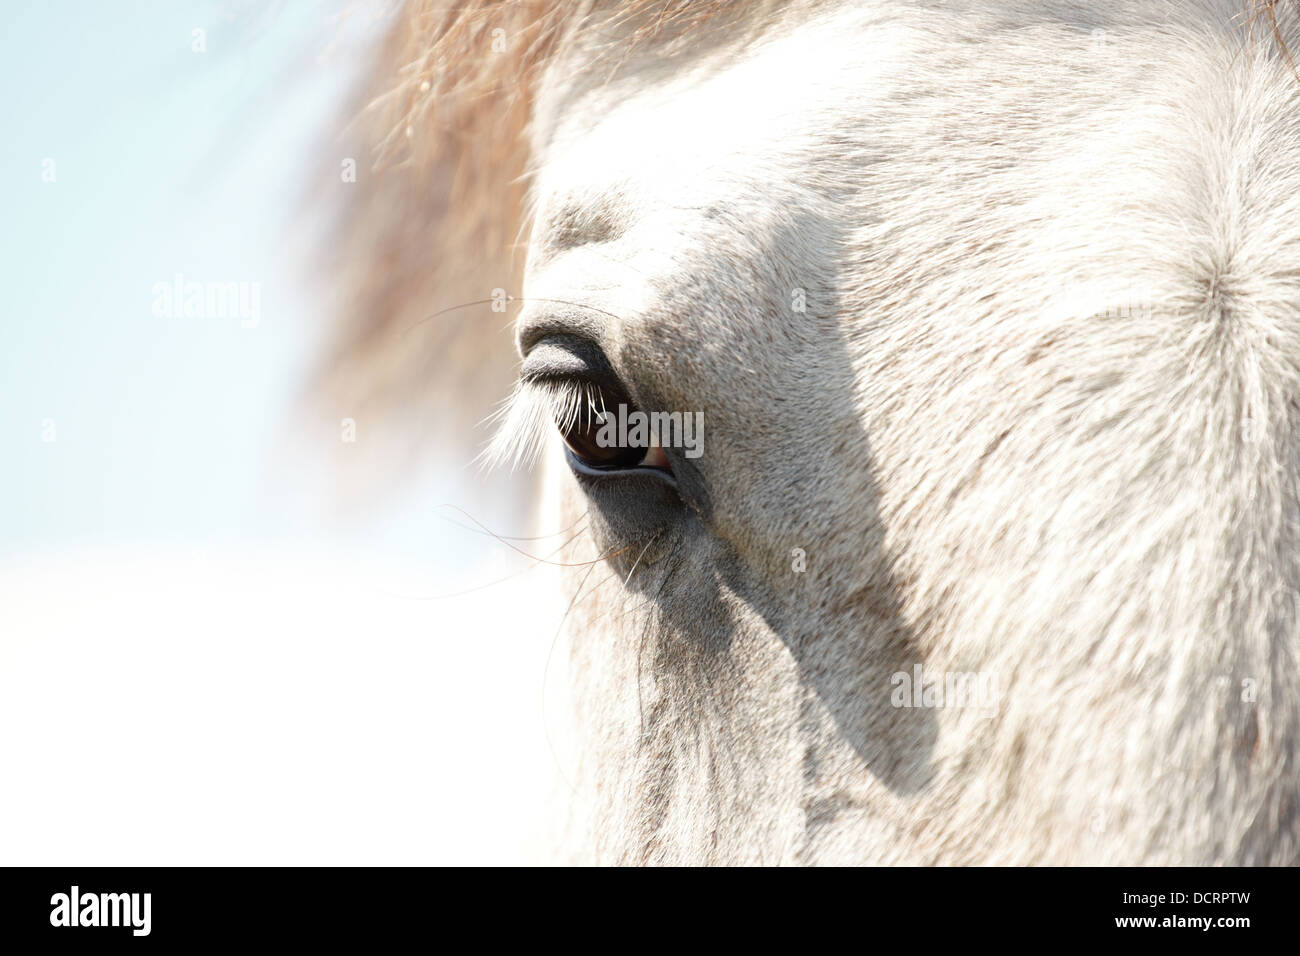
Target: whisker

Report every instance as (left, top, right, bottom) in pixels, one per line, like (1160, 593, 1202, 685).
(365, 526, 587, 602)
(449, 505, 635, 566)
(577, 530, 680, 630)
(400, 293, 628, 340)
(399, 297, 510, 337)
(622, 532, 661, 588)
(437, 503, 589, 542)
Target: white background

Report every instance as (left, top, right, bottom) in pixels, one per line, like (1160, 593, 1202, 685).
(0, 2, 561, 864)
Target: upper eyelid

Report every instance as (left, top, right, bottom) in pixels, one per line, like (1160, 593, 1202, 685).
(515, 298, 618, 357)
(519, 334, 623, 392)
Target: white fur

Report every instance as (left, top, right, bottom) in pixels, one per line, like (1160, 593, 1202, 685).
(510, 0, 1300, 864)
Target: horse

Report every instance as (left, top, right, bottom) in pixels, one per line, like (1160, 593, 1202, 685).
(321, 0, 1300, 864)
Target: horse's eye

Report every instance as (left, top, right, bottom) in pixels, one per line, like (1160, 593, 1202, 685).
(556, 383, 672, 473)
(557, 387, 642, 469)
(520, 334, 673, 478)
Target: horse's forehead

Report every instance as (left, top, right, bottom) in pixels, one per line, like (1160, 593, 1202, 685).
(529, 0, 1300, 328)
(535, 7, 912, 203)
(526, 6, 914, 346)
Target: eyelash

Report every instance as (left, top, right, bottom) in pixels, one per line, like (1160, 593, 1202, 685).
(482, 377, 608, 472)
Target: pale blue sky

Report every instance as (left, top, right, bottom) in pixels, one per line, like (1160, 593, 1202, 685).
(0, 2, 430, 556)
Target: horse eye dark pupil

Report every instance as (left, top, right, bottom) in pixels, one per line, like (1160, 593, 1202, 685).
(559, 402, 645, 469)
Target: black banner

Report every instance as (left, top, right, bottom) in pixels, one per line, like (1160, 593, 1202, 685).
(0, 866, 1290, 945)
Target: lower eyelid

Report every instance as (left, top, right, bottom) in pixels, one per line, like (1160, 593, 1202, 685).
(564, 447, 679, 488)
